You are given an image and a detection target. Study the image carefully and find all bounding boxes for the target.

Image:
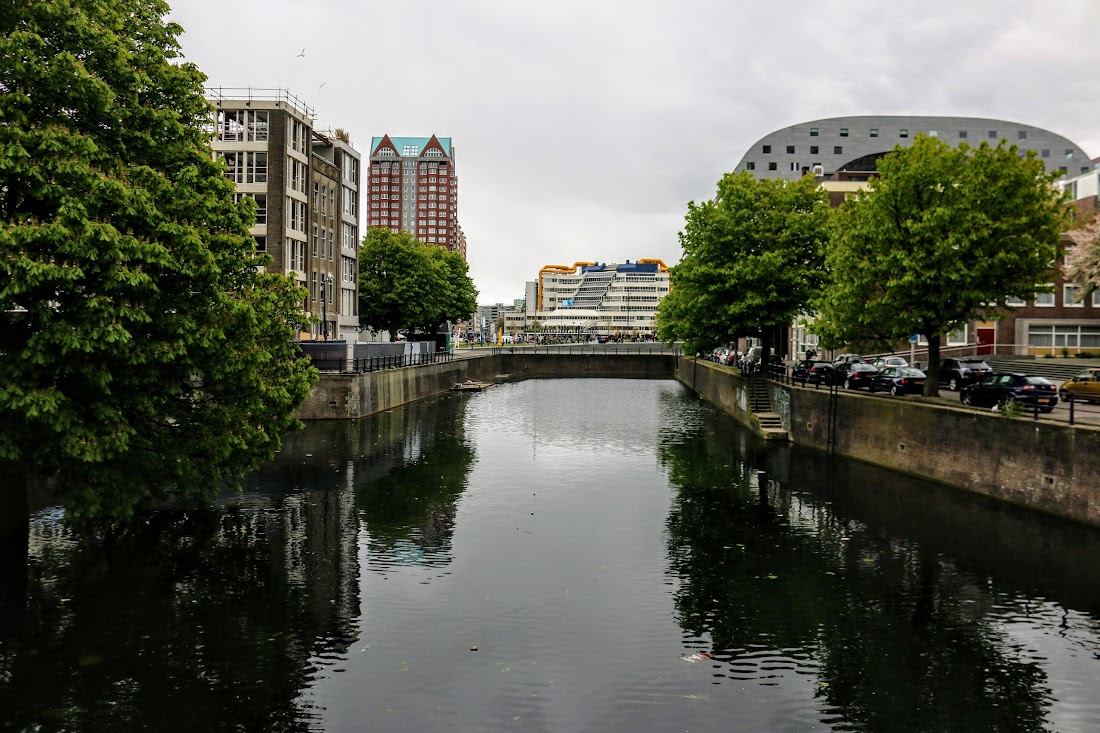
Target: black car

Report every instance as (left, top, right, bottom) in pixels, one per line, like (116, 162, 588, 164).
(960, 373, 1057, 413)
(869, 367, 926, 395)
(939, 358, 994, 391)
(839, 362, 880, 390)
(792, 360, 837, 385)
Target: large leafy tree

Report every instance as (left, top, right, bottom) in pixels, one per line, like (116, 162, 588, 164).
(656, 172, 831, 358)
(421, 244, 478, 334)
(0, 0, 316, 522)
(813, 136, 1069, 396)
(358, 228, 478, 339)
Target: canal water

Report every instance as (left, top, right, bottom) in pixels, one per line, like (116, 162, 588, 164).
(3, 378, 1100, 732)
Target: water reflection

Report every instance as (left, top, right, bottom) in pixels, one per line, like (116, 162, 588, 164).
(0, 395, 476, 731)
(2, 380, 1099, 732)
(660, 400, 1100, 731)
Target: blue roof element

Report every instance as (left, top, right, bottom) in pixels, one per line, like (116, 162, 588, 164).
(371, 136, 452, 157)
(580, 262, 659, 274)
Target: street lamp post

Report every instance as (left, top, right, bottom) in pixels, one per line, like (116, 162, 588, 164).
(322, 273, 333, 340)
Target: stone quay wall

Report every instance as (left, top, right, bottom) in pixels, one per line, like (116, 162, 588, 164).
(673, 356, 1100, 528)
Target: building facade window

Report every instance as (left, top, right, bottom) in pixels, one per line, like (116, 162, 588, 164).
(839, 128, 848, 137)
(810, 127, 818, 136)
(786, 145, 795, 154)
(869, 128, 878, 137)
(1065, 284, 1084, 307)
(762, 145, 771, 154)
(1035, 287, 1055, 306)
(958, 130, 968, 139)
(833, 146, 842, 155)
(899, 129, 908, 138)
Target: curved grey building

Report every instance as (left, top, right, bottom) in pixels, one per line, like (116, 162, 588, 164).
(735, 116, 1092, 181)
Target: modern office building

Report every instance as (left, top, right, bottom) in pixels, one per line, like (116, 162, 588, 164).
(736, 116, 1091, 182)
(366, 135, 462, 256)
(207, 88, 361, 340)
(534, 260, 671, 335)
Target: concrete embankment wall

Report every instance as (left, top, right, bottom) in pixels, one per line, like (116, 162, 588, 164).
(295, 355, 502, 420)
(296, 353, 678, 421)
(674, 356, 1100, 528)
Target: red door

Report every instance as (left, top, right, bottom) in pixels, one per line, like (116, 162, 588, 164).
(977, 328, 995, 355)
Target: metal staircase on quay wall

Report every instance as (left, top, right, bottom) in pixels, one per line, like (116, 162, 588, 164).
(746, 377, 788, 439)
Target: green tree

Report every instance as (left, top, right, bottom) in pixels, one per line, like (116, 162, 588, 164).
(656, 172, 831, 359)
(420, 244, 478, 334)
(357, 228, 434, 339)
(0, 0, 316, 522)
(357, 229, 478, 339)
(813, 136, 1068, 396)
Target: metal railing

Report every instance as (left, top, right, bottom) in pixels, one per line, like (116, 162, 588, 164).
(491, 344, 681, 356)
(338, 350, 454, 373)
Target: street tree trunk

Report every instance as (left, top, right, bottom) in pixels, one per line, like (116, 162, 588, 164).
(924, 334, 941, 397)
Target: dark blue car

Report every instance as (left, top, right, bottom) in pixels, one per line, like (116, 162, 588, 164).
(869, 367, 926, 396)
(960, 373, 1057, 413)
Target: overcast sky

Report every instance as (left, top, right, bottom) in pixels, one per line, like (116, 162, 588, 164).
(168, 0, 1100, 305)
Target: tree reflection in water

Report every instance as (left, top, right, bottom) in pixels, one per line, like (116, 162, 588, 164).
(0, 395, 476, 731)
(657, 398, 1100, 732)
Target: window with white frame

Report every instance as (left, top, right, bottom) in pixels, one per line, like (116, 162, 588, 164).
(1093, 290, 1100, 307)
(1035, 287, 1055, 306)
(343, 222, 357, 249)
(343, 186, 357, 216)
(1064, 283, 1084, 307)
(1005, 295, 1026, 306)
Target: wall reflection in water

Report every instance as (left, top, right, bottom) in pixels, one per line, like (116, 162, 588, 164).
(659, 397, 1100, 732)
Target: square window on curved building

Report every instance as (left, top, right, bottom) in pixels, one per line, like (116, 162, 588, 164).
(899, 129, 908, 138)
(786, 145, 795, 154)
(810, 146, 819, 154)
(834, 146, 843, 155)
(763, 145, 771, 154)
(768, 162, 778, 171)
(958, 130, 968, 139)
(746, 162, 755, 170)
(810, 127, 819, 136)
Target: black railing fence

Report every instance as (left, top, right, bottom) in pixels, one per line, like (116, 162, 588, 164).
(348, 350, 453, 373)
(491, 344, 681, 356)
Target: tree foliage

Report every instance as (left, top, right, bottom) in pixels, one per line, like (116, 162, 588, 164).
(0, 0, 316, 522)
(1066, 216, 1100, 299)
(656, 172, 831, 355)
(357, 228, 478, 339)
(813, 136, 1069, 396)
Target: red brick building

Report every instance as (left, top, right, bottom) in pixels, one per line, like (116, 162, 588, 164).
(366, 135, 464, 258)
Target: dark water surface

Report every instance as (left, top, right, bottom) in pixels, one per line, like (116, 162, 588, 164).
(3, 378, 1100, 732)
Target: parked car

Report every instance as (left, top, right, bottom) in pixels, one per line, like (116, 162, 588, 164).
(869, 366, 926, 395)
(832, 353, 863, 366)
(838, 362, 880, 390)
(793, 360, 837, 385)
(960, 373, 1057, 412)
(939, 358, 993, 391)
(869, 356, 909, 369)
(1059, 368, 1100, 403)
(740, 346, 764, 372)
